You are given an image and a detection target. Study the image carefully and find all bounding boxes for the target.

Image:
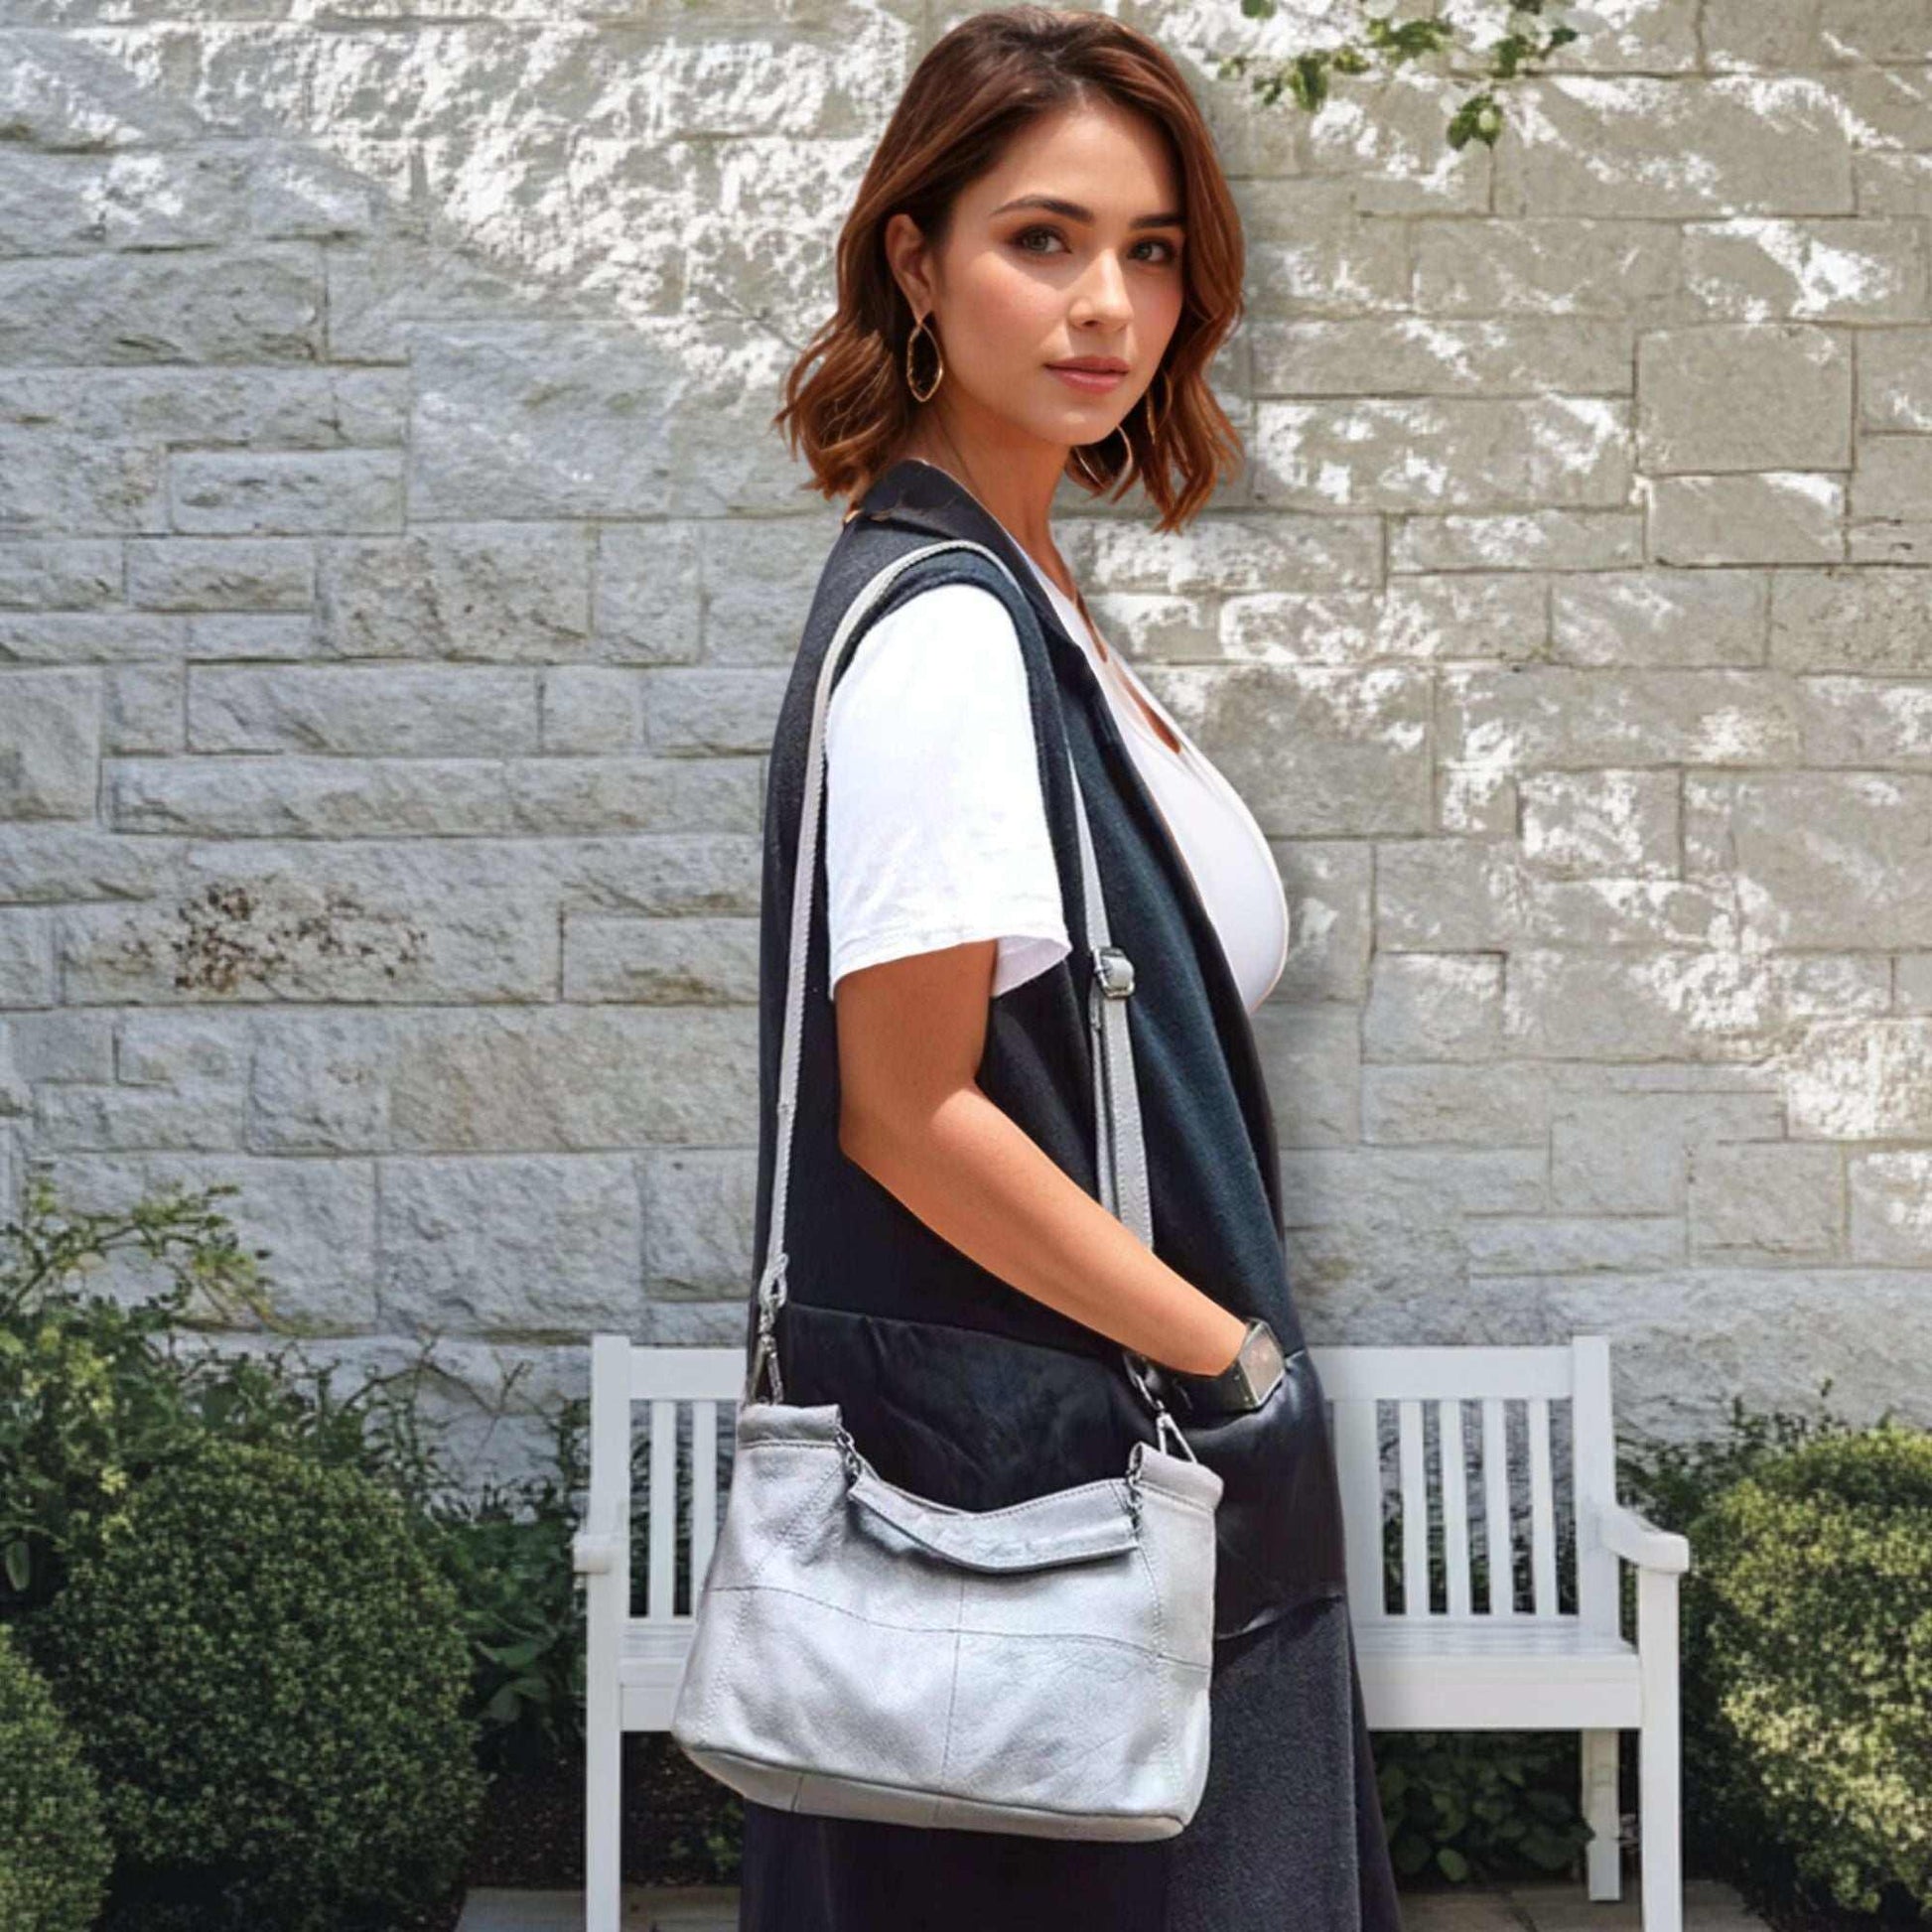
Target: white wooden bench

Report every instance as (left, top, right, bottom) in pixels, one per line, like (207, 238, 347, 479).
(573, 1332, 1689, 1932)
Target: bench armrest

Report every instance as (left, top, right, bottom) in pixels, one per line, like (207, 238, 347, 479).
(1590, 1498, 1691, 1575)
(572, 1531, 623, 1575)
(572, 1502, 628, 1576)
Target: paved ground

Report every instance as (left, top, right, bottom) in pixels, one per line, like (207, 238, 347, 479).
(458, 1873, 1765, 1931)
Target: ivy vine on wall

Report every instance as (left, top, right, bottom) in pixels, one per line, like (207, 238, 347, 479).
(1217, 0, 1585, 149)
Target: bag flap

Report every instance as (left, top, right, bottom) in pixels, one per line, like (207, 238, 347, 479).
(846, 1464, 1140, 1573)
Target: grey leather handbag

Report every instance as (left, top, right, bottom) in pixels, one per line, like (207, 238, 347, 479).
(669, 538, 1225, 1841)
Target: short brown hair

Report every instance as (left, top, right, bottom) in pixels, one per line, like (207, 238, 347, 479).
(771, 6, 1246, 533)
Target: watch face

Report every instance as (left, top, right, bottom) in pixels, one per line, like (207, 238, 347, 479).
(1240, 1323, 1286, 1403)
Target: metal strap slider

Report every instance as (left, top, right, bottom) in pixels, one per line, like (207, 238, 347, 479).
(1093, 944, 1136, 998)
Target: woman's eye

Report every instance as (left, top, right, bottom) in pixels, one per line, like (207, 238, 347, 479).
(1011, 227, 1180, 266)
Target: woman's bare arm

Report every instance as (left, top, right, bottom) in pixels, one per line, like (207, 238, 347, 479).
(834, 937, 1250, 1379)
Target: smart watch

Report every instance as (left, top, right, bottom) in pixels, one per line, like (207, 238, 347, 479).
(1168, 1316, 1286, 1418)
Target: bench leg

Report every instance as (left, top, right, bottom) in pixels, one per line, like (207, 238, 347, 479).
(586, 1693, 622, 1932)
(1638, 1566, 1684, 1932)
(585, 1630, 623, 1932)
(1581, 1726, 1621, 1900)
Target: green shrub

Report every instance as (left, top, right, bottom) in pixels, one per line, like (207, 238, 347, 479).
(1683, 1419, 1932, 1916)
(1618, 1380, 1864, 1539)
(25, 1436, 488, 1932)
(430, 1451, 589, 1777)
(0, 1622, 113, 1932)
(0, 1172, 277, 1616)
(0, 1166, 741, 1887)
(1, 1169, 599, 1780)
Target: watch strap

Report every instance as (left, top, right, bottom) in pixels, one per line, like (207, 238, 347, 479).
(1171, 1318, 1282, 1416)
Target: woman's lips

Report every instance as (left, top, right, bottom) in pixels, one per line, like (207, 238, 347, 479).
(1048, 364, 1128, 394)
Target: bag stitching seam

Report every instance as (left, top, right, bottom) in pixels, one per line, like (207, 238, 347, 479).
(1130, 1527, 1180, 1798)
(694, 1453, 848, 1736)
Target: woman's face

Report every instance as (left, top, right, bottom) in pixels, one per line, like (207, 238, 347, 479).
(887, 97, 1187, 461)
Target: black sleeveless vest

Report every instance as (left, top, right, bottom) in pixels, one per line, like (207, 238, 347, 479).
(746, 457, 1350, 1638)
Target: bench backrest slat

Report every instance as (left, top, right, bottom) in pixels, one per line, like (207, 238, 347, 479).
(1439, 1399, 1472, 1618)
(647, 1398, 680, 1623)
(1482, 1396, 1513, 1615)
(1530, 1394, 1560, 1616)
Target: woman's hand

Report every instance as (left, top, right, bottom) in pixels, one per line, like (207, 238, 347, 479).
(1172, 1308, 1251, 1378)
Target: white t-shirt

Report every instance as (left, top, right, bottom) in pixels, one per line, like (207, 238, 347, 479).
(824, 579, 1072, 1002)
(823, 549, 1291, 1013)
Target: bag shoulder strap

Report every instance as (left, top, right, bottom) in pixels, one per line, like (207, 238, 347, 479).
(745, 538, 1189, 1458)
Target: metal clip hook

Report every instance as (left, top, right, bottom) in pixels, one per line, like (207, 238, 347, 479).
(746, 1252, 790, 1404)
(1121, 1349, 1200, 1463)
(1155, 1406, 1199, 1463)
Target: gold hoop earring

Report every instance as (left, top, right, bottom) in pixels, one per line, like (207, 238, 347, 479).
(1074, 418, 1135, 488)
(905, 312, 944, 404)
(1142, 366, 1172, 444)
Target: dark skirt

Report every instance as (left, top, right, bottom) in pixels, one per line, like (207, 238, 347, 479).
(735, 1589, 1405, 1932)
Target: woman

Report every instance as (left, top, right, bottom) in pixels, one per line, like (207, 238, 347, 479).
(735, 8, 1403, 1928)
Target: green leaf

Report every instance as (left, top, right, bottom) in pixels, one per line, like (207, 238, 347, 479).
(1521, 1823, 1587, 1868)
(1390, 1831, 1434, 1877)
(477, 1635, 546, 1669)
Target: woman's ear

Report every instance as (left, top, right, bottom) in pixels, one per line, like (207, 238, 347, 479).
(881, 210, 936, 322)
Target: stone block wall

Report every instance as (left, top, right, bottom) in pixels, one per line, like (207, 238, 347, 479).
(2, 0, 1928, 1478)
